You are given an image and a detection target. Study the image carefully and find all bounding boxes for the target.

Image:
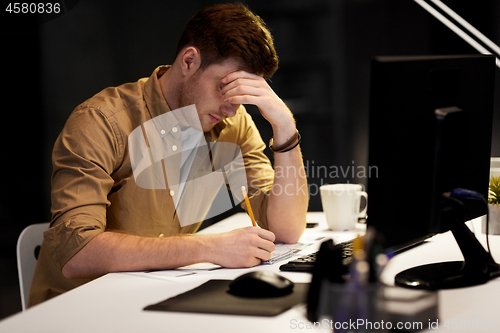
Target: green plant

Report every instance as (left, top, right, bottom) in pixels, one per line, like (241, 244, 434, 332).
(489, 176, 500, 205)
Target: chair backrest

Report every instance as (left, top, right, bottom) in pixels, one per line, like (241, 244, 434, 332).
(16, 222, 50, 311)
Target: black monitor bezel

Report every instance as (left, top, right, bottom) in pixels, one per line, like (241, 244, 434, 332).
(366, 54, 495, 252)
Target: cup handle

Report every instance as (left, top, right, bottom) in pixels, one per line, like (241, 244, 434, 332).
(358, 191, 368, 218)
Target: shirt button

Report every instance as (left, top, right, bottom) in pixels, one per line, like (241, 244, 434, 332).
(160, 129, 166, 135)
(169, 190, 175, 196)
(172, 145, 178, 152)
(172, 127, 178, 133)
(159, 233, 164, 238)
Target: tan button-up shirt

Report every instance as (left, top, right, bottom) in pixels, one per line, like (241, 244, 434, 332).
(29, 66, 274, 307)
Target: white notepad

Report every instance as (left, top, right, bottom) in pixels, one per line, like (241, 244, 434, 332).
(261, 243, 311, 265)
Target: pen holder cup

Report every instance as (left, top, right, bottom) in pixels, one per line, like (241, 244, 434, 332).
(316, 281, 438, 333)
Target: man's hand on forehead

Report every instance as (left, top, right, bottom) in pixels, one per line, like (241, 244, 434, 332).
(219, 70, 294, 132)
(220, 71, 265, 103)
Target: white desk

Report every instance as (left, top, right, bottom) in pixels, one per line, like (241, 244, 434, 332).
(1, 213, 499, 332)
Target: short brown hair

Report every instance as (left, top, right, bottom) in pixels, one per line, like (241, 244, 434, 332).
(176, 3, 279, 78)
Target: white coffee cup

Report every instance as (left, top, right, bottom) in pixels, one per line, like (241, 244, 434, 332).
(320, 183, 368, 231)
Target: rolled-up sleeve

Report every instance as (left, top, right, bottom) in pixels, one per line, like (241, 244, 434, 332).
(48, 106, 120, 270)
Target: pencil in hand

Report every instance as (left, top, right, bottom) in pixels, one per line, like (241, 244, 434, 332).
(241, 186, 257, 227)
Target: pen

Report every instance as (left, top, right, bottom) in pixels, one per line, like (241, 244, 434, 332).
(241, 186, 257, 227)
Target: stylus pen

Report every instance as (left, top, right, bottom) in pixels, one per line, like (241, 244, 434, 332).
(241, 186, 257, 227)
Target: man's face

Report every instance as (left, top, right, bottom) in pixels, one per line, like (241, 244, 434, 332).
(175, 58, 243, 132)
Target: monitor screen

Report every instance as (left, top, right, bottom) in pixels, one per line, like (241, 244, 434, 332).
(367, 54, 495, 251)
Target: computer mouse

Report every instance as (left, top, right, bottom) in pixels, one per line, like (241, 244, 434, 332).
(228, 271, 294, 298)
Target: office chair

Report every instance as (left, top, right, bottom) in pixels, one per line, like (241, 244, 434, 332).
(16, 222, 50, 311)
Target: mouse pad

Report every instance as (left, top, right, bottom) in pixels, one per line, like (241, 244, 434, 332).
(144, 279, 309, 316)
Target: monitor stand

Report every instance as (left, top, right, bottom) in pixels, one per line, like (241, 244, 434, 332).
(396, 107, 500, 290)
(395, 213, 500, 290)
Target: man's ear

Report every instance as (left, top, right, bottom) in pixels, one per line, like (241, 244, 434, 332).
(179, 46, 201, 77)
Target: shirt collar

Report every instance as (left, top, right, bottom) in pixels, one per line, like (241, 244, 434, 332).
(144, 65, 172, 120)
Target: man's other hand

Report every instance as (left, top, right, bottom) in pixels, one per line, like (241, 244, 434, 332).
(204, 226, 276, 268)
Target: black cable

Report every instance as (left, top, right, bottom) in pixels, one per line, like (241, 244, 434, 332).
(483, 197, 492, 256)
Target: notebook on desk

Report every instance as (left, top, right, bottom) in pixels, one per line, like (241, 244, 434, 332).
(261, 242, 312, 265)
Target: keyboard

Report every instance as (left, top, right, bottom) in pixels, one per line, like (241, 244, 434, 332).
(279, 239, 354, 272)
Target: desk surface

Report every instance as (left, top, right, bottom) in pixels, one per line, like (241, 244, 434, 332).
(1, 213, 500, 332)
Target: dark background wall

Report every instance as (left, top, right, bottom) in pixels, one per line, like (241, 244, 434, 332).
(2, 0, 499, 319)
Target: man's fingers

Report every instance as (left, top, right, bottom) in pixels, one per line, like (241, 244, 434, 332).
(221, 70, 262, 84)
(256, 237, 275, 253)
(253, 228, 276, 254)
(210, 227, 276, 268)
(241, 226, 275, 254)
(222, 85, 263, 101)
(255, 227, 276, 242)
(220, 78, 266, 101)
(225, 94, 262, 106)
(220, 70, 293, 131)
(221, 77, 264, 91)
(255, 248, 273, 261)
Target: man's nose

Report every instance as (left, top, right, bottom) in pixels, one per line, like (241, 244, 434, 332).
(220, 101, 239, 118)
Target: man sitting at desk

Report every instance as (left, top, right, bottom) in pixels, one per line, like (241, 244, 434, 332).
(29, 3, 308, 306)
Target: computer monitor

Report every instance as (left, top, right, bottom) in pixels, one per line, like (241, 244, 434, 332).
(367, 54, 500, 289)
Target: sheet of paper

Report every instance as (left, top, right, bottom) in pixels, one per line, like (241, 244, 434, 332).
(177, 262, 222, 270)
(144, 263, 221, 280)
